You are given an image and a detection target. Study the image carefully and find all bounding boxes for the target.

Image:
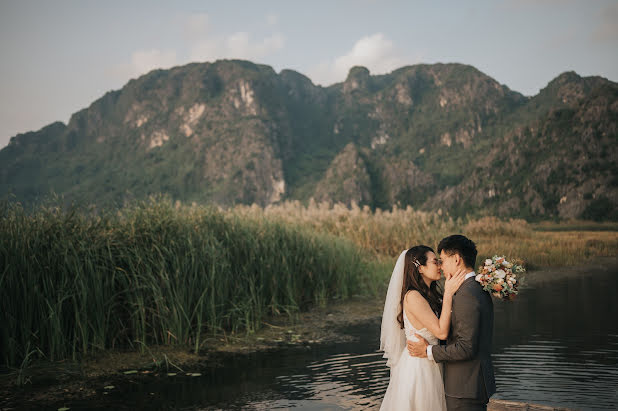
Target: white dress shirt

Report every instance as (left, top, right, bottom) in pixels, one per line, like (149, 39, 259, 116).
(426, 271, 476, 361)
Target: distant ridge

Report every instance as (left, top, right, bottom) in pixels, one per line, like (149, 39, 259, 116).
(1, 60, 616, 220)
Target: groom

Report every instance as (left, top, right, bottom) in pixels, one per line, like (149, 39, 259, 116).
(407, 234, 496, 411)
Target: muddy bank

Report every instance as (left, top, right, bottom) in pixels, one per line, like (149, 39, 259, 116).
(0, 296, 385, 409)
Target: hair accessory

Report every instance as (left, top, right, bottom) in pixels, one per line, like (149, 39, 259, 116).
(413, 259, 420, 268)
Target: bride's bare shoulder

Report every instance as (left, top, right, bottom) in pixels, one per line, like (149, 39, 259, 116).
(404, 290, 427, 308)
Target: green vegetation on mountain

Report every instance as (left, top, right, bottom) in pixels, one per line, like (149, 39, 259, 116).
(1, 60, 616, 220)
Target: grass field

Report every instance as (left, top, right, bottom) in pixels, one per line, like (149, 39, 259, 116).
(0, 197, 386, 369)
(232, 202, 618, 268)
(1, 197, 616, 369)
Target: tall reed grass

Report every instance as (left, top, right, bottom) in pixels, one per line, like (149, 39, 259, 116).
(0, 197, 385, 368)
(2, 198, 615, 369)
(231, 203, 618, 268)
(231, 201, 461, 256)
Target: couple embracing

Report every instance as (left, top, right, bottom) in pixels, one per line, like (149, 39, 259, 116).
(380, 235, 496, 411)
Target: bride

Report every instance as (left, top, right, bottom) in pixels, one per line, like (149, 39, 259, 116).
(380, 245, 466, 410)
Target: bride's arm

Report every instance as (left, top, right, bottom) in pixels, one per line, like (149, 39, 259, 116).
(405, 270, 466, 340)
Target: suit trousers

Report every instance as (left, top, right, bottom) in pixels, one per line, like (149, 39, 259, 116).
(445, 378, 488, 411)
(445, 395, 487, 411)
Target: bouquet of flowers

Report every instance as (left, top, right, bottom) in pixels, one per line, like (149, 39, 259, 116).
(475, 255, 525, 300)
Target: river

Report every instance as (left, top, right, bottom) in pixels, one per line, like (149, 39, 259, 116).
(49, 267, 618, 410)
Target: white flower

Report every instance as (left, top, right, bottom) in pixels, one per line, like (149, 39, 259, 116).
(485, 259, 492, 265)
(495, 269, 506, 279)
(475, 274, 483, 282)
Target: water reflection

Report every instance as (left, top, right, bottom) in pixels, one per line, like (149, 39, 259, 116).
(492, 336, 618, 408)
(270, 351, 388, 410)
(51, 269, 618, 410)
(490, 268, 618, 409)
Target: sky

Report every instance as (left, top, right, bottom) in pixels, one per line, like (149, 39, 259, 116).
(1, 0, 617, 149)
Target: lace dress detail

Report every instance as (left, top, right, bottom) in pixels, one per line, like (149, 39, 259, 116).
(403, 310, 439, 346)
(379, 310, 446, 410)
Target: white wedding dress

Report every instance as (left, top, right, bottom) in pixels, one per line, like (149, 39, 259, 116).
(379, 310, 446, 411)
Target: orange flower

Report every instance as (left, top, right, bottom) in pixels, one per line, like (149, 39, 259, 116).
(493, 284, 503, 292)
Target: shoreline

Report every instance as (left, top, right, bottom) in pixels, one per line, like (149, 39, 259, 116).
(519, 255, 617, 286)
(0, 296, 385, 408)
(2, 259, 615, 409)
(488, 399, 575, 411)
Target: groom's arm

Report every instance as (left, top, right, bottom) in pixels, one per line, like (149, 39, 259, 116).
(431, 290, 480, 363)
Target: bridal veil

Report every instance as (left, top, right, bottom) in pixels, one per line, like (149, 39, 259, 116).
(379, 249, 407, 368)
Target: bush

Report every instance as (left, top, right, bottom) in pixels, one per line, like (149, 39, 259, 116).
(582, 196, 617, 221)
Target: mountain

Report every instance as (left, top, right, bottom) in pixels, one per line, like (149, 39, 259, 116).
(1, 60, 616, 220)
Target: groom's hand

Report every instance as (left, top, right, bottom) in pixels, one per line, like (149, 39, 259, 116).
(407, 334, 429, 358)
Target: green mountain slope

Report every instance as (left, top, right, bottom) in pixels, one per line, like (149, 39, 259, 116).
(1, 60, 616, 220)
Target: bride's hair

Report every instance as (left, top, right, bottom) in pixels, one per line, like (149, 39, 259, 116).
(397, 245, 443, 329)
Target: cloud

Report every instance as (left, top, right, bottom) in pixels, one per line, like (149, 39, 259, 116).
(107, 49, 178, 82)
(190, 31, 285, 62)
(591, 4, 618, 44)
(266, 13, 278, 26)
(543, 28, 578, 50)
(108, 13, 285, 84)
(334, 33, 402, 74)
(308, 33, 411, 86)
(130, 49, 178, 75)
(502, 0, 577, 10)
(182, 11, 285, 63)
(184, 12, 209, 38)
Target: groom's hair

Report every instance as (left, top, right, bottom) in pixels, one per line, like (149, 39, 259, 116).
(438, 234, 477, 269)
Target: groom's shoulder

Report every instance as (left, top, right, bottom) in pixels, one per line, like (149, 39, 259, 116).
(455, 280, 488, 311)
(462, 278, 493, 305)
(461, 277, 479, 290)
(458, 277, 484, 296)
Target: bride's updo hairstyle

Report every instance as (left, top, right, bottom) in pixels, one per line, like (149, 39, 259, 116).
(397, 245, 443, 329)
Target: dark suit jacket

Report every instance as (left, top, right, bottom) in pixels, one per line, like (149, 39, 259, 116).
(432, 277, 496, 401)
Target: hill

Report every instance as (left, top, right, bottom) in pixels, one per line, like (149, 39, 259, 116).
(1, 60, 616, 220)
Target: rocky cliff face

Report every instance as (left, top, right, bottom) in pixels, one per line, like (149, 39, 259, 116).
(422, 77, 618, 220)
(1, 60, 616, 220)
(314, 143, 372, 205)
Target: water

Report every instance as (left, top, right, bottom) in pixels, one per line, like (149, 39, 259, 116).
(489, 268, 618, 409)
(53, 268, 618, 410)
